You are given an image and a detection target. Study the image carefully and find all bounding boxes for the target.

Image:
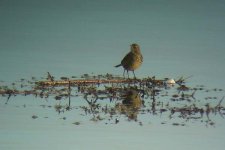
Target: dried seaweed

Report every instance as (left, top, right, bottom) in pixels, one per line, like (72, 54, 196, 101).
(0, 72, 224, 126)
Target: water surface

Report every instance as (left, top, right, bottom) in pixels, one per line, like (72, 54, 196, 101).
(1, 0, 225, 150)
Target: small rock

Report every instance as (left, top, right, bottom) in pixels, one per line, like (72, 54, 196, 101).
(166, 79, 176, 84)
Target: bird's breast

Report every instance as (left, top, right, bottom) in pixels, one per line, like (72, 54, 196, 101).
(122, 53, 142, 71)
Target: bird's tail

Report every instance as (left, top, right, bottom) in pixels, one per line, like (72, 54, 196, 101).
(114, 64, 122, 67)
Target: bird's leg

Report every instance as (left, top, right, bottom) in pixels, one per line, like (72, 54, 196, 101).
(127, 70, 129, 78)
(123, 69, 125, 78)
(132, 71, 136, 79)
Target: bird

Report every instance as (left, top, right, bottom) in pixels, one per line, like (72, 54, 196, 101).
(115, 43, 143, 78)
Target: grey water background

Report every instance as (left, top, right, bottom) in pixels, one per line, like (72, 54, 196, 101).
(1, 0, 225, 150)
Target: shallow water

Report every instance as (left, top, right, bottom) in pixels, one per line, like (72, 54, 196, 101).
(1, 0, 225, 150)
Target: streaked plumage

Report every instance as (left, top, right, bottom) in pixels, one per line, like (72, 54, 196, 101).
(115, 43, 143, 78)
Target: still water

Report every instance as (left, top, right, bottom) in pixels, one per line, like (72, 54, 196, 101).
(1, 0, 225, 150)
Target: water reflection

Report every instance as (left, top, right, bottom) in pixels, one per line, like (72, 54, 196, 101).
(1, 73, 225, 126)
(77, 86, 144, 123)
(116, 88, 142, 121)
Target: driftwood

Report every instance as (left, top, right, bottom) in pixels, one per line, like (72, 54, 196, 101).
(36, 72, 185, 87)
(37, 79, 135, 86)
(36, 77, 167, 87)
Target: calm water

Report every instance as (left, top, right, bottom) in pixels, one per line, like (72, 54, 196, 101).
(1, 0, 225, 150)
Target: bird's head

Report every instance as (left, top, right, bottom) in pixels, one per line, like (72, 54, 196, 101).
(130, 43, 141, 54)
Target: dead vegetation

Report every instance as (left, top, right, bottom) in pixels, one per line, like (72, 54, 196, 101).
(0, 72, 224, 126)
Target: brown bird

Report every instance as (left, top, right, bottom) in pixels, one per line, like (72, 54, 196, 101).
(115, 43, 143, 78)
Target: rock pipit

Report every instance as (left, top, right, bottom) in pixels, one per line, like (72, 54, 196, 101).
(115, 43, 143, 78)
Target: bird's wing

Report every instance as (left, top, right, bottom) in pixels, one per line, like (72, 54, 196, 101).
(121, 52, 133, 66)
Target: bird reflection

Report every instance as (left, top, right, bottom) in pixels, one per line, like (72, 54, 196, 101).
(116, 88, 142, 121)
